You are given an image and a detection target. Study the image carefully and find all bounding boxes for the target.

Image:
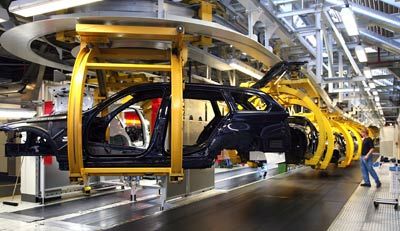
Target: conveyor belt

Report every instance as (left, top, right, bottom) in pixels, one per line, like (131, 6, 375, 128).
(216, 171, 261, 190)
(13, 188, 157, 219)
(11, 167, 257, 220)
(59, 169, 260, 228)
(215, 167, 257, 182)
(64, 200, 160, 229)
(108, 164, 361, 231)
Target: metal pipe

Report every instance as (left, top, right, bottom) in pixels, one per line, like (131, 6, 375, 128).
(315, 11, 323, 82)
(323, 10, 362, 76)
(359, 29, 400, 55)
(326, 0, 400, 32)
(191, 74, 221, 85)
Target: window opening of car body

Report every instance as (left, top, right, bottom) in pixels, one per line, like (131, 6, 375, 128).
(164, 89, 229, 155)
(87, 89, 164, 155)
(183, 99, 215, 145)
(231, 91, 269, 111)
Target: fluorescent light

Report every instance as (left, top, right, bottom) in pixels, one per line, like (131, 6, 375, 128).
(0, 7, 9, 23)
(355, 45, 368, 62)
(9, 0, 103, 17)
(374, 96, 380, 102)
(340, 7, 359, 36)
(0, 108, 36, 119)
(229, 60, 263, 80)
(364, 67, 372, 78)
(369, 82, 376, 88)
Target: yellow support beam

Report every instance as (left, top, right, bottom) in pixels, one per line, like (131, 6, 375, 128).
(279, 79, 320, 98)
(67, 46, 92, 180)
(331, 120, 354, 168)
(82, 168, 171, 176)
(77, 24, 180, 42)
(86, 63, 171, 72)
(170, 50, 185, 179)
(268, 85, 334, 169)
(345, 124, 363, 160)
(319, 115, 335, 169)
(66, 24, 186, 183)
(95, 48, 171, 61)
(200, 1, 213, 21)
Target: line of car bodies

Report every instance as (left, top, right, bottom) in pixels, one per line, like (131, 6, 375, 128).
(0, 83, 291, 170)
(0, 62, 362, 172)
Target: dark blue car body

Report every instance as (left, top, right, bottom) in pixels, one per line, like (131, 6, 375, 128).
(0, 83, 290, 170)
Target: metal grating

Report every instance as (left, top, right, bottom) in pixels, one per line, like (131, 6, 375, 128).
(329, 163, 400, 231)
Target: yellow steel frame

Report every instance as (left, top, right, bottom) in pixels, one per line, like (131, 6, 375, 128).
(243, 78, 362, 169)
(267, 85, 335, 170)
(329, 120, 354, 168)
(344, 123, 363, 160)
(67, 24, 187, 182)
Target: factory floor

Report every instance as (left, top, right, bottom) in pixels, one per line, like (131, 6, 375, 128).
(0, 175, 20, 198)
(0, 162, 397, 231)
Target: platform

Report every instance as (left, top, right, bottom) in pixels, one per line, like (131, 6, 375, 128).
(0, 164, 362, 230)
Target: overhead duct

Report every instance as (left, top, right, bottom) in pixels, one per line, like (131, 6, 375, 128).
(326, 0, 400, 32)
(359, 29, 400, 55)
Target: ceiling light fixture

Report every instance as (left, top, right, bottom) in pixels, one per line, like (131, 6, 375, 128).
(340, 6, 359, 36)
(355, 44, 368, 63)
(9, 0, 103, 17)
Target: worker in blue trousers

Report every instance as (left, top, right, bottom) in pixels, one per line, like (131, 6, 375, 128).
(360, 129, 381, 188)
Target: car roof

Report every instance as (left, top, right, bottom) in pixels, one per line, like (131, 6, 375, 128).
(119, 82, 266, 95)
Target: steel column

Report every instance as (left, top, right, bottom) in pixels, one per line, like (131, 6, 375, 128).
(67, 46, 92, 180)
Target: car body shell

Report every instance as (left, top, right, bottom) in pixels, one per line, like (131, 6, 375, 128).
(0, 83, 290, 170)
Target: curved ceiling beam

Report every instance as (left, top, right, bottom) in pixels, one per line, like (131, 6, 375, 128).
(0, 14, 280, 72)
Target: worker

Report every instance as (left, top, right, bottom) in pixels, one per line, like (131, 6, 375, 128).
(360, 129, 381, 188)
(257, 161, 267, 178)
